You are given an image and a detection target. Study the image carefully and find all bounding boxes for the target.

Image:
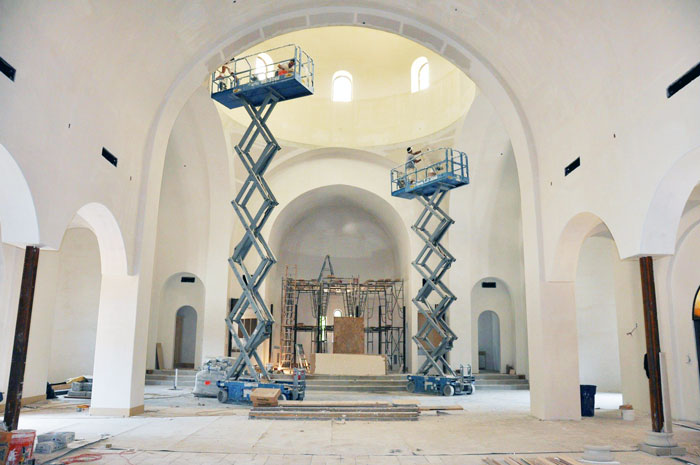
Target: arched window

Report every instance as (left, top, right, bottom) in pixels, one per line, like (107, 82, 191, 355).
(333, 309, 343, 318)
(255, 53, 273, 81)
(411, 57, 429, 93)
(332, 70, 353, 102)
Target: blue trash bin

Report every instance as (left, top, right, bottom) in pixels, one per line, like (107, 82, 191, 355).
(580, 384, 597, 417)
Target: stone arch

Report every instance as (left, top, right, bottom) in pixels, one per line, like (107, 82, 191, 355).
(0, 142, 40, 246)
(641, 145, 700, 256)
(268, 184, 412, 273)
(73, 203, 129, 276)
(134, 4, 542, 290)
(549, 212, 620, 282)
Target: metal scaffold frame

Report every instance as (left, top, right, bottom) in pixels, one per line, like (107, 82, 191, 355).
(278, 257, 406, 373)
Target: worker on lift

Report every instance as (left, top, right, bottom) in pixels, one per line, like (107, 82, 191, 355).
(214, 57, 236, 91)
(276, 58, 296, 76)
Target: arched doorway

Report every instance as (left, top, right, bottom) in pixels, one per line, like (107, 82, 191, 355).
(174, 306, 198, 368)
(478, 311, 501, 373)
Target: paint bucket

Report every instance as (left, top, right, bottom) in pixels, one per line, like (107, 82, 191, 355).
(621, 408, 635, 421)
(6, 429, 35, 464)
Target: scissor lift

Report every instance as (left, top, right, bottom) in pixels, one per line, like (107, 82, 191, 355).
(391, 148, 475, 396)
(210, 45, 314, 403)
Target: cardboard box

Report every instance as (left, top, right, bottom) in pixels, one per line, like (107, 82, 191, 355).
(250, 388, 280, 407)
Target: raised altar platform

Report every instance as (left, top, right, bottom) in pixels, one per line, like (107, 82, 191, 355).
(311, 353, 386, 376)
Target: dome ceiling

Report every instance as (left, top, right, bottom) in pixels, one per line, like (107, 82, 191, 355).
(219, 26, 476, 150)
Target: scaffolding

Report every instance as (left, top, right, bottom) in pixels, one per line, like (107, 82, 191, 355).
(278, 257, 406, 373)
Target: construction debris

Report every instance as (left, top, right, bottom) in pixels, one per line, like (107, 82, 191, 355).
(193, 357, 235, 397)
(250, 401, 420, 421)
(66, 379, 92, 399)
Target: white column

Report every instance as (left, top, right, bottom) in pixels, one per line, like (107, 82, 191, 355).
(527, 281, 581, 420)
(90, 274, 143, 416)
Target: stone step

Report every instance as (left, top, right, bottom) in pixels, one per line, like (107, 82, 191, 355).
(474, 379, 529, 385)
(147, 369, 199, 376)
(146, 379, 195, 386)
(475, 384, 529, 390)
(306, 379, 404, 386)
(306, 384, 406, 392)
(146, 373, 197, 379)
(475, 373, 526, 378)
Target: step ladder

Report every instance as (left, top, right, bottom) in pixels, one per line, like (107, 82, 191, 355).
(295, 343, 310, 372)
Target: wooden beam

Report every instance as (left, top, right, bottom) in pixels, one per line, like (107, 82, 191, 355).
(639, 256, 664, 432)
(3, 246, 40, 431)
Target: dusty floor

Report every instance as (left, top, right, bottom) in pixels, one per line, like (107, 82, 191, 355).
(8, 387, 700, 465)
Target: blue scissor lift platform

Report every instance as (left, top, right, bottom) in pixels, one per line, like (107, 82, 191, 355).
(211, 45, 314, 403)
(391, 148, 475, 396)
(211, 44, 314, 110)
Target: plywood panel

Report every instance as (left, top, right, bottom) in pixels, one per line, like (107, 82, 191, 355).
(333, 317, 365, 354)
(417, 313, 442, 348)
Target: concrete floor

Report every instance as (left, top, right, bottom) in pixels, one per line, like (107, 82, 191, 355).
(8, 387, 700, 465)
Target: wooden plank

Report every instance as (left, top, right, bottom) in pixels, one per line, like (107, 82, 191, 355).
(639, 256, 665, 432)
(156, 343, 165, 370)
(417, 405, 463, 411)
(278, 400, 393, 407)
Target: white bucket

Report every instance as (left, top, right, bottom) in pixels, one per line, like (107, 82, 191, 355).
(621, 409, 634, 421)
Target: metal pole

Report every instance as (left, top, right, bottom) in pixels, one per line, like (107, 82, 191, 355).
(4, 246, 40, 431)
(402, 305, 407, 373)
(293, 304, 298, 366)
(378, 305, 383, 355)
(268, 304, 274, 361)
(639, 256, 664, 432)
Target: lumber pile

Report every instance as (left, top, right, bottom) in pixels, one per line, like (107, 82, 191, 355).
(250, 400, 420, 421)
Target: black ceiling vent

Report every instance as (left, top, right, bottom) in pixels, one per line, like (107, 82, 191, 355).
(481, 281, 496, 288)
(565, 157, 580, 176)
(181, 276, 196, 283)
(667, 61, 700, 98)
(0, 56, 16, 81)
(101, 147, 118, 167)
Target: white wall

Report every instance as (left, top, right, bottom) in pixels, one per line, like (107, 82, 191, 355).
(0, 242, 24, 398)
(146, 86, 232, 369)
(666, 217, 700, 421)
(48, 228, 102, 382)
(575, 235, 622, 392)
(451, 93, 528, 377)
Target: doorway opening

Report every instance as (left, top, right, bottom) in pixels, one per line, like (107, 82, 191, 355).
(174, 306, 197, 368)
(478, 310, 501, 373)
